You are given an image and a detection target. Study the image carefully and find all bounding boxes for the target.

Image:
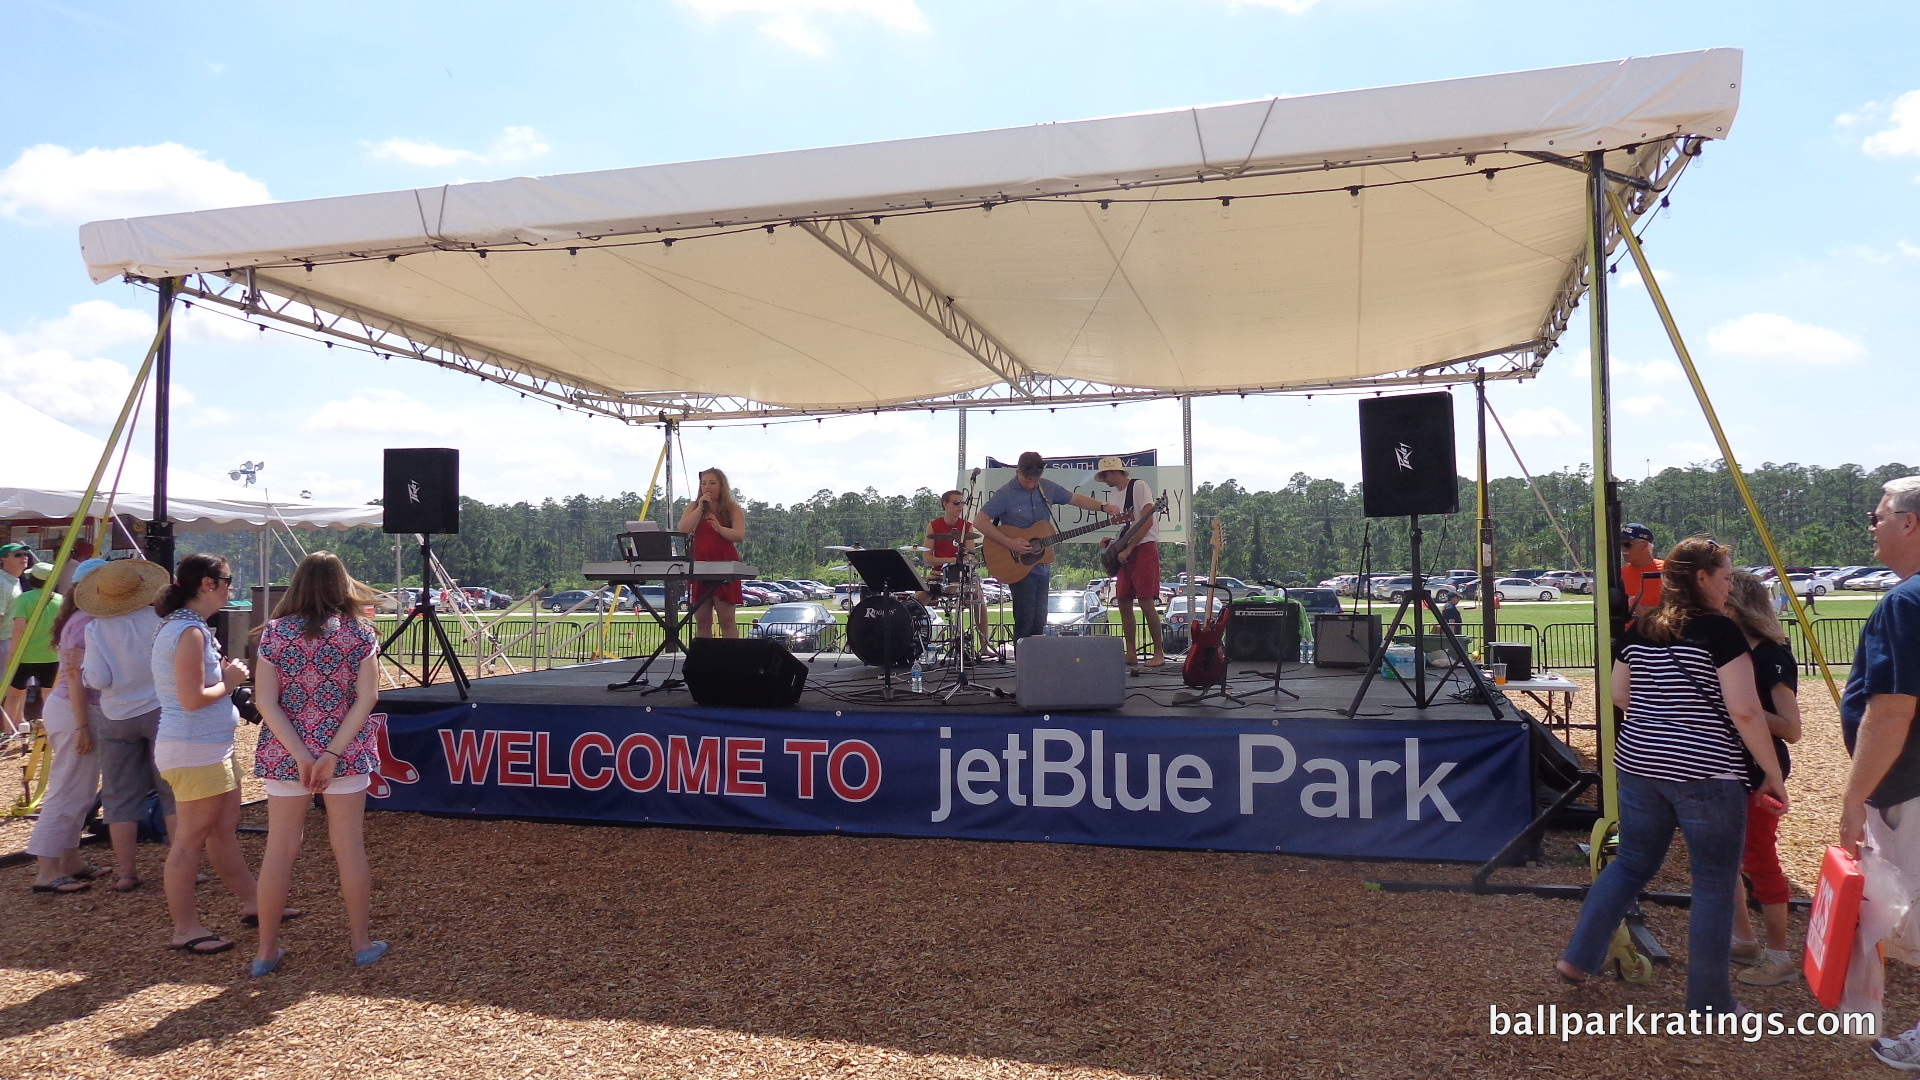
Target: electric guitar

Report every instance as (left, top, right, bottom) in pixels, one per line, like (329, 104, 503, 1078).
(1098, 494, 1170, 577)
(981, 513, 1129, 585)
(1182, 518, 1230, 688)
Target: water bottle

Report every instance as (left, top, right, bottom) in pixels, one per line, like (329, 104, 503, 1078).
(910, 659, 924, 694)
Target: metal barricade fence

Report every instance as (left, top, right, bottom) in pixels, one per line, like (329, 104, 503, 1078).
(1787, 617, 1865, 673)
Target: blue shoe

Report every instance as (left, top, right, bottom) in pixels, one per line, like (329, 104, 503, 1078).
(353, 941, 389, 968)
(249, 949, 284, 978)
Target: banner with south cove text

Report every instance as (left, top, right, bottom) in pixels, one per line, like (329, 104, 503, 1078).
(365, 705, 1531, 862)
(968, 449, 1187, 545)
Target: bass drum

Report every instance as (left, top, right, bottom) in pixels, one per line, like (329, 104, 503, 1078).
(847, 595, 928, 669)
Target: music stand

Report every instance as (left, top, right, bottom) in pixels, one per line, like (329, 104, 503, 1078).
(847, 549, 926, 593)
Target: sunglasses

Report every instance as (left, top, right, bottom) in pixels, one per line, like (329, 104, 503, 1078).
(1869, 509, 1916, 528)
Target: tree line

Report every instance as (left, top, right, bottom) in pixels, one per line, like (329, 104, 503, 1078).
(180, 460, 1915, 598)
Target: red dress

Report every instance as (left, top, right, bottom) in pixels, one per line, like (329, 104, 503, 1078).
(688, 513, 743, 608)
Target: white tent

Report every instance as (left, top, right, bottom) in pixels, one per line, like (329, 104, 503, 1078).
(77, 50, 1740, 422)
(0, 392, 380, 531)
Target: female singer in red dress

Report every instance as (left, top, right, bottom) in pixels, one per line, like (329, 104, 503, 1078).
(676, 468, 747, 638)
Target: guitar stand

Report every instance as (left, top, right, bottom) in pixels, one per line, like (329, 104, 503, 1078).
(1239, 661, 1302, 705)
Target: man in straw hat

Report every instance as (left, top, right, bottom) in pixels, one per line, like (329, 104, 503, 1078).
(1094, 457, 1165, 670)
(75, 556, 174, 892)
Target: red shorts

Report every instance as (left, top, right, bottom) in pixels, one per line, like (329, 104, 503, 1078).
(1741, 791, 1789, 906)
(1115, 541, 1162, 602)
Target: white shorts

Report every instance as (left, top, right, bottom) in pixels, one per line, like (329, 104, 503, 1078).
(263, 772, 372, 798)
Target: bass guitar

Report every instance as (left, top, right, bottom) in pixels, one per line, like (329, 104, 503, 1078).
(1182, 518, 1230, 688)
(1098, 494, 1170, 577)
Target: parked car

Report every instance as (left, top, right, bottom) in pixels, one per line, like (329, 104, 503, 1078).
(1854, 570, 1899, 591)
(1505, 569, 1553, 581)
(1280, 587, 1343, 615)
(1367, 575, 1454, 602)
(793, 579, 836, 599)
(1045, 590, 1109, 635)
(740, 585, 782, 606)
(980, 579, 1011, 604)
(1490, 577, 1560, 601)
(743, 580, 803, 603)
(1781, 573, 1834, 597)
(750, 602, 838, 651)
(543, 589, 614, 613)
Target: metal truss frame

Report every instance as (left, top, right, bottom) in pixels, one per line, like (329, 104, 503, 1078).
(159, 139, 1704, 426)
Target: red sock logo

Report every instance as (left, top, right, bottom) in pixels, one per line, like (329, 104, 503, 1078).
(367, 714, 420, 800)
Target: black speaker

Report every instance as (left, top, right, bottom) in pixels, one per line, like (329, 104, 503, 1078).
(1489, 641, 1534, 684)
(1314, 613, 1382, 668)
(682, 638, 808, 708)
(383, 448, 460, 535)
(1358, 393, 1459, 518)
(1224, 600, 1302, 662)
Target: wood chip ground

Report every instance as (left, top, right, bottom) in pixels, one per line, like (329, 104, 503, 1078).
(3, 677, 1912, 1078)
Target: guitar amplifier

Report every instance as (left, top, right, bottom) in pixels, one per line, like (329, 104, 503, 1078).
(1314, 613, 1382, 668)
(1224, 599, 1302, 662)
(1016, 636, 1127, 711)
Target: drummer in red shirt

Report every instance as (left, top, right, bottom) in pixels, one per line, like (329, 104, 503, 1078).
(925, 490, 989, 653)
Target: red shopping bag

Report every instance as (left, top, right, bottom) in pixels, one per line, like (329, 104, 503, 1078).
(1805, 845, 1867, 1010)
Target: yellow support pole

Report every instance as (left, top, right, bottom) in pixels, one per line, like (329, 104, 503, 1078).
(1606, 190, 1844, 710)
(635, 437, 670, 522)
(1585, 155, 1620, 868)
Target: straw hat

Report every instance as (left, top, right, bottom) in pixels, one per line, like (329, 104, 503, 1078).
(73, 558, 171, 617)
(1094, 455, 1129, 482)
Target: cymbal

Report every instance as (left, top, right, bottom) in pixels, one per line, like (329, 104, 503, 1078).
(898, 545, 931, 553)
(823, 545, 862, 552)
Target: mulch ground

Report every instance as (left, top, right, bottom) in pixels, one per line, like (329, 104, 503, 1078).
(2, 670, 1913, 1079)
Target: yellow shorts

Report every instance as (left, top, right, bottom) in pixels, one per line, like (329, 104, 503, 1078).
(160, 754, 243, 803)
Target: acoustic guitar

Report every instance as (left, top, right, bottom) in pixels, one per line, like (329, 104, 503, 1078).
(981, 515, 1125, 585)
(1182, 518, 1230, 688)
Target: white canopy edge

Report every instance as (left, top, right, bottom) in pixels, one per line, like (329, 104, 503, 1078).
(80, 50, 1739, 282)
(0, 488, 383, 532)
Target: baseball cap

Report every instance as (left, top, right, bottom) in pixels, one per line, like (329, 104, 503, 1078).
(1016, 451, 1046, 476)
(0, 542, 28, 559)
(1620, 523, 1655, 544)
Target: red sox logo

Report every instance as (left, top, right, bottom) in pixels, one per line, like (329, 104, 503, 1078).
(364, 714, 420, 799)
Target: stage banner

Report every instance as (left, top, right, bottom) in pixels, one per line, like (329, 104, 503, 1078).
(968, 449, 1187, 545)
(367, 705, 1530, 861)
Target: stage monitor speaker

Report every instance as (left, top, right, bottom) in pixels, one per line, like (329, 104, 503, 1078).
(683, 638, 808, 708)
(1016, 635, 1126, 711)
(383, 448, 460, 535)
(1358, 393, 1459, 518)
(1313, 613, 1382, 668)
(1224, 600, 1302, 662)
(1489, 641, 1534, 684)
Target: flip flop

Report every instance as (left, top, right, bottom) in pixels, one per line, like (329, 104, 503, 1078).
(113, 876, 142, 893)
(69, 863, 107, 881)
(168, 934, 235, 955)
(250, 949, 285, 978)
(353, 941, 390, 967)
(30, 876, 91, 894)
(240, 908, 305, 928)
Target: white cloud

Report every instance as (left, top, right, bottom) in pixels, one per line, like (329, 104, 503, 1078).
(1862, 90, 1920, 159)
(1615, 267, 1674, 291)
(0, 348, 134, 425)
(1620, 394, 1672, 418)
(365, 125, 550, 168)
(675, 0, 928, 54)
(1499, 407, 1579, 439)
(1618, 358, 1683, 385)
(1706, 313, 1866, 366)
(1231, 0, 1322, 12)
(303, 388, 478, 438)
(0, 143, 270, 223)
(1835, 241, 1920, 264)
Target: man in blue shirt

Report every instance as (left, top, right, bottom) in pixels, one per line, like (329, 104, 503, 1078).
(1838, 476, 1920, 1070)
(974, 451, 1121, 643)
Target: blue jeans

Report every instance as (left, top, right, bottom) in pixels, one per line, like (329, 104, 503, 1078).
(1010, 565, 1051, 641)
(1562, 770, 1748, 1014)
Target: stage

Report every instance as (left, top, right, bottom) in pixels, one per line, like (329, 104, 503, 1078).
(364, 652, 1557, 863)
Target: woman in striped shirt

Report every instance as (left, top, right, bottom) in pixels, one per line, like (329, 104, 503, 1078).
(1556, 536, 1786, 1015)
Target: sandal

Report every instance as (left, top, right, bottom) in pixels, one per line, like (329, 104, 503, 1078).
(113, 875, 142, 893)
(240, 908, 305, 928)
(168, 934, 235, 955)
(30, 876, 91, 894)
(69, 863, 107, 881)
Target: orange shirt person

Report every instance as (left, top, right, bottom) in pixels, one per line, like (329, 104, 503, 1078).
(1622, 523, 1664, 619)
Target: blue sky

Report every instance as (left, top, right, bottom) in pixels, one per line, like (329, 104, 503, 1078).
(3, 0, 1916, 508)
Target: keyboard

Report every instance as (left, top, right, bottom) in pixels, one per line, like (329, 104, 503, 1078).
(581, 560, 758, 581)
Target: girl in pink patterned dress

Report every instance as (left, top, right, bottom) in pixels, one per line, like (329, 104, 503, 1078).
(248, 552, 386, 976)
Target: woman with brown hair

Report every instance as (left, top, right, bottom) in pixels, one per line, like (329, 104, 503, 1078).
(1557, 536, 1786, 1015)
(1722, 570, 1803, 986)
(248, 552, 386, 976)
(676, 467, 747, 639)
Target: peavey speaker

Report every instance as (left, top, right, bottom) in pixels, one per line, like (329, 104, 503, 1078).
(1358, 393, 1459, 518)
(683, 638, 808, 708)
(1016, 635, 1127, 711)
(1489, 641, 1535, 684)
(383, 448, 461, 535)
(1314, 613, 1382, 668)
(1224, 600, 1302, 663)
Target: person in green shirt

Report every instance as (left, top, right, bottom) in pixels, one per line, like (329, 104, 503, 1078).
(8, 561, 62, 735)
(0, 542, 29, 736)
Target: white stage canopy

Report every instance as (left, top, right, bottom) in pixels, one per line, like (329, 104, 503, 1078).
(80, 50, 1740, 422)
(0, 393, 380, 532)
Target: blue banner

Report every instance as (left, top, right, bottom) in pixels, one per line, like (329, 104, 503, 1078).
(363, 705, 1531, 862)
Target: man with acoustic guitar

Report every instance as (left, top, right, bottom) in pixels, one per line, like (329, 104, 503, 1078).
(1095, 457, 1165, 670)
(975, 452, 1125, 643)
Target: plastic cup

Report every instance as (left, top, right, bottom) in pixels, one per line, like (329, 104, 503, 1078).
(1489, 662, 1508, 685)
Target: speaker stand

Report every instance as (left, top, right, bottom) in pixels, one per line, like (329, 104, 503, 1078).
(1341, 517, 1501, 720)
(379, 535, 470, 700)
(1239, 660, 1302, 706)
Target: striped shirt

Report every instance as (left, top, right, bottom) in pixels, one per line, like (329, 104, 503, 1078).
(1616, 612, 1750, 783)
